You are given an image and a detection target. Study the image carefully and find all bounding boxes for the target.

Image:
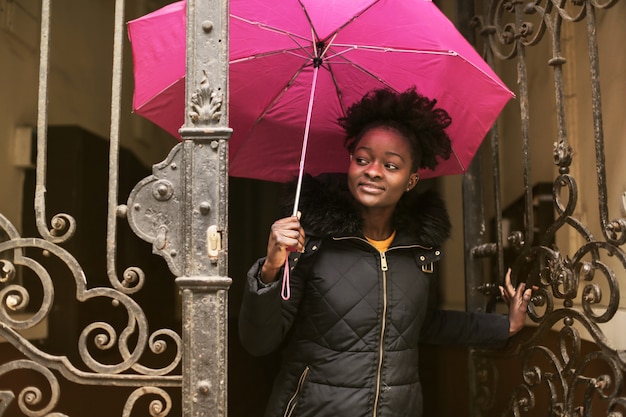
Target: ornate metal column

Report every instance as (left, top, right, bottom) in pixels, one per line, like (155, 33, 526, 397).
(177, 0, 232, 414)
(126, 0, 232, 416)
(179, 0, 231, 413)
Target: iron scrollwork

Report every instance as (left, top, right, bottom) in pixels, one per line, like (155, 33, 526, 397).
(470, 0, 625, 415)
(0, 210, 181, 412)
(0, 360, 65, 417)
(122, 387, 172, 417)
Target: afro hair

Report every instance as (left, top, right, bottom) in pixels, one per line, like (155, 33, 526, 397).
(339, 87, 453, 172)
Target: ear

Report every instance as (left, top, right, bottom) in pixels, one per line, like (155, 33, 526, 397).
(406, 173, 419, 191)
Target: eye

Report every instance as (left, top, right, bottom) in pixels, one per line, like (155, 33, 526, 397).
(354, 157, 369, 165)
(384, 162, 399, 170)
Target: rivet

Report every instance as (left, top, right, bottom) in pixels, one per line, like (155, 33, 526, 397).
(116, 205, 128, 218)
(199, 202, 211, 214)
(202, 20, 213, 33)
(197, 380, 210, 395)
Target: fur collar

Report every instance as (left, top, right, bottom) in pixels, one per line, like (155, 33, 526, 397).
(280, 174, 451, 247)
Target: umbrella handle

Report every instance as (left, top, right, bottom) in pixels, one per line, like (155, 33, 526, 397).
(281, 258, 291, 300)
(281, 245, 299, 301)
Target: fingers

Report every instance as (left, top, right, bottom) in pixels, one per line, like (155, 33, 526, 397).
(499, 269, 537, 307)
(265, 215, 306, 267)
(521, 287, 532, 306)
(505, 268, 515, 294)
(498, 285, 510, 304)
(503, 270, 538, 336)
(499, 269, 514, 304)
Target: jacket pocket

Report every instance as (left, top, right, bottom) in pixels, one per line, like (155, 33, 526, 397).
(283, 366, 310, 417)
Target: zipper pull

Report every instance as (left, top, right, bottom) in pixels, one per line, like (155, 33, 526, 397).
(380, 252, 388, 271)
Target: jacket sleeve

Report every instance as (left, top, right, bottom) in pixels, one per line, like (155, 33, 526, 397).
(238, 254, 308, 356)
(419, 308, 510, 348)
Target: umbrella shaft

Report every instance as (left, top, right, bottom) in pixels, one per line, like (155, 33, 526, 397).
(292, 65, 319, 217)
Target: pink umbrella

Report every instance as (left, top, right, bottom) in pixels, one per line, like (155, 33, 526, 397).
(128, 0, 513, 185)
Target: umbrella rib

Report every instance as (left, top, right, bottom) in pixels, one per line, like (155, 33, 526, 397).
(318, 0, 382, 43)
(254, 64, 309, 123)
(323, 61, 350, 118)
(231, 14, 312, 46)
(325, 44, 461, 60)
(324, 53, 396, 92)
(229, 63, 310, 165)
(296, 0, 321, 41)
(325, 44, 513, 92)
(295, 0, 382, 43)
(230, 47, 313, 64)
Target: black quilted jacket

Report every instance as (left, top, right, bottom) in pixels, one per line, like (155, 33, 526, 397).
(239, 174, 509, 417)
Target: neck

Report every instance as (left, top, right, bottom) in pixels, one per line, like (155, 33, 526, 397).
(360, 207, 394, 240)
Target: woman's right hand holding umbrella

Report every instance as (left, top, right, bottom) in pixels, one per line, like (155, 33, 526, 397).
(261, 215, 305, 284)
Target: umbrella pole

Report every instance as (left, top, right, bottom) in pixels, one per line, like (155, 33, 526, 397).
(282, 65, 319, 301)
(291, 65, 320, 217)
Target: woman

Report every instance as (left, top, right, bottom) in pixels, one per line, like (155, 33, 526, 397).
(239, 88, 531, 417)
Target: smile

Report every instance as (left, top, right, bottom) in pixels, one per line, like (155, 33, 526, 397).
(359, 182, 385, 193)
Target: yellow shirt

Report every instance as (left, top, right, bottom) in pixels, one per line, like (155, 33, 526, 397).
(365, 231, 396, 252)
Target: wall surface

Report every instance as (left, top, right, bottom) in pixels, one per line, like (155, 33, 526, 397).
(0, 0, 177, 230)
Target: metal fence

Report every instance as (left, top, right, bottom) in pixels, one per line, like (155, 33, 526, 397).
(465, 0, 626, 415)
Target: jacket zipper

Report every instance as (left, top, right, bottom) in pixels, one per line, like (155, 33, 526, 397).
(284, 366, 310, 417)
(372, 251, 388, 417)
(331, 237, 435, 416)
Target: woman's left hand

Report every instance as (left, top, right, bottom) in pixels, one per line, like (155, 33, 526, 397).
(499, 269, 533, 337)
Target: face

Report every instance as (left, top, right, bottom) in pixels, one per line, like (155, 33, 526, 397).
(348, 126, 418, 212)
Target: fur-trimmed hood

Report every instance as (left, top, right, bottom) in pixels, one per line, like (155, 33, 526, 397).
(280, 174, 451, 247)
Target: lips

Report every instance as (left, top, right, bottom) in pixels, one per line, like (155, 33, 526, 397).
(359, 182, 385, 193)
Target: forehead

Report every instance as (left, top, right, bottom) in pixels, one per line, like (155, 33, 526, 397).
(355, 126, 412, 156)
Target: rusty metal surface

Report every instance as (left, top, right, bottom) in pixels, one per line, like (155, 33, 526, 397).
(125, 0, 233, 415)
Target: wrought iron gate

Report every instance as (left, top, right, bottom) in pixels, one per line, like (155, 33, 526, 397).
(464, 0, 626, 415)
(0, 0, 230, 415)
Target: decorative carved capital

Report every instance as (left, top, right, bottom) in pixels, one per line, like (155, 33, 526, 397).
(189, 71, 224, 126)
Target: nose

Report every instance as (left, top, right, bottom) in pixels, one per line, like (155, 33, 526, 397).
(364, 162, 383, 179)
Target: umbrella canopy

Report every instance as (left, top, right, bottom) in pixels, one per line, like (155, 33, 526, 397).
(128, 0, 514, 183)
